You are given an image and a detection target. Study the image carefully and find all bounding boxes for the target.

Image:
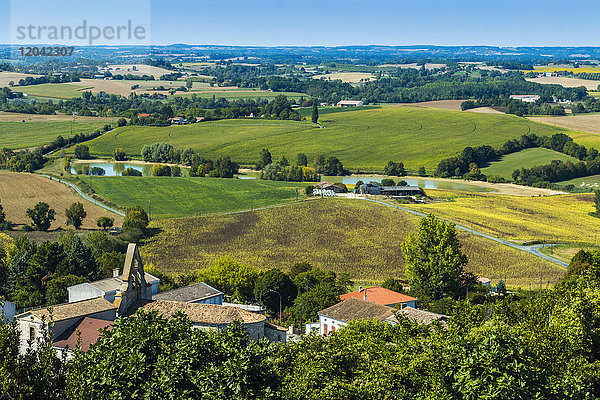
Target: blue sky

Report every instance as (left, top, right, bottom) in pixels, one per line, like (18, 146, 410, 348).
(1, 0, 600, 46)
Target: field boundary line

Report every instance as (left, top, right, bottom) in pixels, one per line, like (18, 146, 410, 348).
(39, 174, 125, 217)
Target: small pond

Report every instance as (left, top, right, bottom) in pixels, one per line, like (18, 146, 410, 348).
(71, 162, 153, 176)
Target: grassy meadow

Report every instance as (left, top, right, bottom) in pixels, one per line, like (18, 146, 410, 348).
(72, 105, 588, 171)
(558, 174, 600, 187)
(172, 90, 308, 100)
(402, 190, 599, 243)
(481, 148, 578, 179)
(78, 176, 305, 218)
(18, 83, 92, 99)
(0, 119, 112, 149)
(140, 199, 565, 286)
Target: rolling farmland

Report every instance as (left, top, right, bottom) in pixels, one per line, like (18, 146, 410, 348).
(481, 148, 579, 179)
(74, 106, 588, 171)
(402, 190, 599, 243)
(18, 83, 93, 99)
(77, 176, 306, 218)
(0, 116, 113, 149)
(140, 199, 564, 286)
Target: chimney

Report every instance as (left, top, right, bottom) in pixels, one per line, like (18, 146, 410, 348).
(113, 268, 120, 278)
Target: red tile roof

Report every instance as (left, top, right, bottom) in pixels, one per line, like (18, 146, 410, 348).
(340, 287, 417, 306)
(52, 317, 113, 352)
(30, 297, 116, 322)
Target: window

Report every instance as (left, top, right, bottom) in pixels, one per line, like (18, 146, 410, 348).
(29, 326, 35, 340)
(323, 324, 328, 335)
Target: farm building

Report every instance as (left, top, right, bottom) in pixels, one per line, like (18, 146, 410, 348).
(317, 297, 448, 335)
(153, 282, 224, 305)
(340, 286, 417, 308)
(359, 183, 421, 196)
(315, 182, 347, 193)
(477, 277, 492, 288)
(336, 100, 363, 107)
(510, 95, 540, 103)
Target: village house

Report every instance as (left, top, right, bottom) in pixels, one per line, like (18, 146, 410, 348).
(315, 182, 347, 193)
(15, 243, 286, 356)
(336, 100, 364, 107)
(340, 286, 418, 308)
(317, 297, 449, 335)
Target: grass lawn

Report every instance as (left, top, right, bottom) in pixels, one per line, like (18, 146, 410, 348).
(402, 189, 598, 243)
(481, 148, 579, 179)
(73, 105, 590, 171)
(0, 120, 112, 149)
(140, 198, 564, 286)
(78, 176, 306, 218)
(538, 243, 600, 264)
(18, 83, 92, 99)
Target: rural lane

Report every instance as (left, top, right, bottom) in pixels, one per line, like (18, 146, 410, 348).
(39, 174, 125, 217)
(355, 197, 569, 268)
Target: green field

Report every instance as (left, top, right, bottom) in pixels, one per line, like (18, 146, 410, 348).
(558, 174, 600, 188)
(18, 83, 92, 99)
(0, 120, 112, 149)
(73, 106, 590, 171)
(78, 176, 305, 218)
(140, 199, 565, 286)
(481, 148, 579, 179)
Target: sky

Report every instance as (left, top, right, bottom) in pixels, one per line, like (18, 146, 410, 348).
(1, 0, 600, 47)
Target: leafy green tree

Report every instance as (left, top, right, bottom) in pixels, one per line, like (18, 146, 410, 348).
(116, 118, 127, 127)
(58, 235, 100, 280)
(97, 251, 126, 278)
(418, 166, 427, 176)
(113, 148, 126, 161)
(287, 282, 341, 323)
(380, 178, 395, 186)
(26, 202, 56, 231)
(313, 154, 325, 173)
(122, 206, 149, 234)
(279, 155, 289, 167)
(46, 274, 86, 304)
(381, 277, 405, 293)
(594, 189, 600, 216)
(496, 279, 507, 295)
(296, 153, 308, 167)
(65, 202, 86, 229)
(401, 214, 468, 300)
(311, 102, 319, 124)
(384, 161, 406, 177)
(121, 167, 142, 176)
(96, 216, 114, 230)
(256, 148, 272, 170)
(86, 230, 120, 259)
(0, 199, 10, 230)
(74, 144, 91, 159)
(254, 268, 297, 313)
(67, 312, 278, 399)
(199, 257, 259, 302)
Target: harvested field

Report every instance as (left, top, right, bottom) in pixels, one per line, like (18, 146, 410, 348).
(525, 76, 599, 90)
(0, 112, 113, 123)
(466, 107, 503, 114)
(18, 83, 92, 99)
(408, 100, 465, 111)
(528, 114, 600, 135)
(0, 71, 43, 87)
(0, 171, 123, 230)
(312, 72, 375, 83)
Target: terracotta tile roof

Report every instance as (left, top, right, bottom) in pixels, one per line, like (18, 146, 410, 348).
(30, 298, 116, 322)
(340, 287, 418, 306)
(319, 297, 394, 323)
(138, 300, 265, 325)
(153, 282, 222, 303)
(387, 307, 449, 327)
(52, 317, 113, 351)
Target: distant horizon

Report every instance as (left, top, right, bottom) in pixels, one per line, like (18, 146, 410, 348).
(2, 0, 600, 48)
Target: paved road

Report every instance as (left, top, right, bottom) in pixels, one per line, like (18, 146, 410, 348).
(40, 174, 125, 217)
(354, 196, 568, 268)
